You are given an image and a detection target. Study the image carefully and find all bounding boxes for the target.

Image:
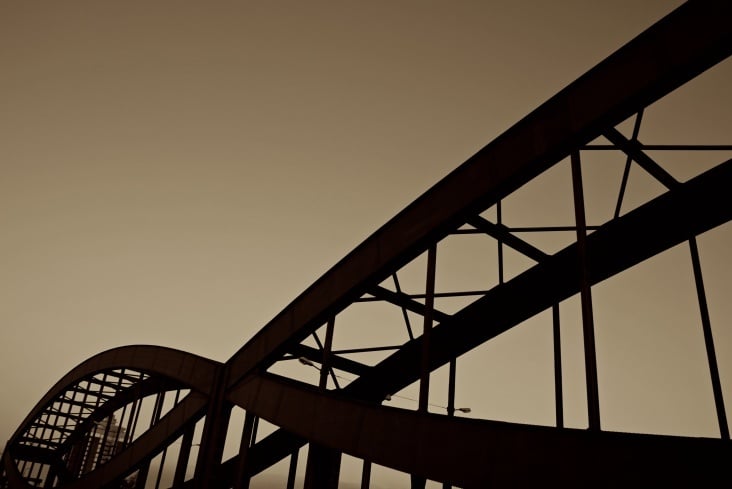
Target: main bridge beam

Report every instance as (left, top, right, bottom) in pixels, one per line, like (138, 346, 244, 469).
(221, 158, 732, 485)
(225, 0, 732, 390)
(344, 159, 732, 403)
(229, 372, 732, 488)
(4, 3, 731, 488)
(3, 346, 220, 489)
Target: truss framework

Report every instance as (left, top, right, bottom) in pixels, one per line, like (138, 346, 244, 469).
(2, 2, 731, 488)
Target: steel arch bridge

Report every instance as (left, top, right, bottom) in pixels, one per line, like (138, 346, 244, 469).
(3, 2, 731, 488)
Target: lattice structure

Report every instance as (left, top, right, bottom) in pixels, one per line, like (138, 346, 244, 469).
(2, 2, 731, 488)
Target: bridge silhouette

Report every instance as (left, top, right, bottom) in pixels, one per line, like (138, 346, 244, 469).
(3, 2, 731, 487)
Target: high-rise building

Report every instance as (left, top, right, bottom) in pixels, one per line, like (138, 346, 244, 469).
(67, 416, 126, 476)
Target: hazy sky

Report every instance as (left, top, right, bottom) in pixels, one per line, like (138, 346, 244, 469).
(1, 1, 730, 487)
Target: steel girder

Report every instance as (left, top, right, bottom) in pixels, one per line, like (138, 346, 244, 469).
(3, 2, 731, 488)
(2, 346, 219, 488)
(224, 0, 731, 388)
(212, 158, 732, 487)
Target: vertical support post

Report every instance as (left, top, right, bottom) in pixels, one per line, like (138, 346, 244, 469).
(413, 245, 437, 489)
(571, 151, 601, 431)
(172, 423, 195, 488)
(304, 317, 341, 489)
(497, 200, 504, 284)
(553, 304, 564, 428)
(153, 445, 169, 489)
(135, 391, 166, 489)
(234, 411, 257, 489)
(286, 448, 299, 489)
(193, 366, 233, 489)
(125, 396, 143, 448)
(447, 358, 456, 418)
(153, 390, 181, 488)
(360, 460, 372, 489)
(418, 245, 438, 413)
(442, 357, 457, 489)
(689, 237, 729, 439)
(320, 317, 336, 390)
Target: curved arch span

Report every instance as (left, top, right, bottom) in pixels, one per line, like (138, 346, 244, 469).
(3, 346, 220, 489)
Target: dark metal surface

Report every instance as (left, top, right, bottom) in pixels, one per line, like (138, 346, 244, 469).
(217, 160, 732, 486)
(3, 3, 731, 487)
(570, 151, 600, 431)
(552, 304, 563, 429)
(2, 346, 219, 489)
(689, 237, 730, 440)
(340, 160, 732, 405)
(224, 0, 732, 389)
(229, 372, 732, 487)
(304, 317, 341, 489)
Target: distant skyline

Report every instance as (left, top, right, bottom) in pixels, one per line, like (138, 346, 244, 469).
(2, 1, 729, 487)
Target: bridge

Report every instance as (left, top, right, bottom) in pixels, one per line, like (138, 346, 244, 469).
(3, 2, 731, 487)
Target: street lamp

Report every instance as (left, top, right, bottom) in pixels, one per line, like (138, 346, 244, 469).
(382, 394, 470, 415)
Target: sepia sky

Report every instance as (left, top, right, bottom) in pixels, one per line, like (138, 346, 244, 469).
(1, 1, 730, 487)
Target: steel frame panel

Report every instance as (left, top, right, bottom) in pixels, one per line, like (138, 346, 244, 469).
(225, 0, 732, 389)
